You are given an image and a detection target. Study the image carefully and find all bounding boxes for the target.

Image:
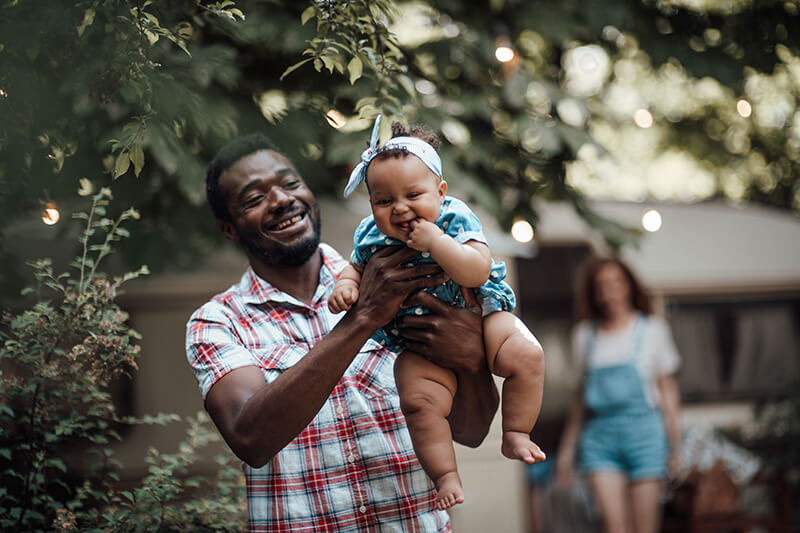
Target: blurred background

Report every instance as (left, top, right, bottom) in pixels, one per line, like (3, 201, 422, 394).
(2, 1, 799, 531)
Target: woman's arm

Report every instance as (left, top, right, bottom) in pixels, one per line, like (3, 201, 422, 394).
(657, 373, 682, 477)
(397, 287, 499, 447)
(554, 387, 585, 486)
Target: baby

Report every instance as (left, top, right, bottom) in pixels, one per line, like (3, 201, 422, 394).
(329, 115, 546, 510)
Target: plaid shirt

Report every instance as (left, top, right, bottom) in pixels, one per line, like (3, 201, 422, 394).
(186, 243, 450, 532)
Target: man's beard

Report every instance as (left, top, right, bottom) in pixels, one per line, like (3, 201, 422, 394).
(240, 204, 322, 267)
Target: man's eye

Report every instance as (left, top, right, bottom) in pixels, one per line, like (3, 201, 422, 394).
(283, 180, 301, 189)
(243, 195, 263, 206)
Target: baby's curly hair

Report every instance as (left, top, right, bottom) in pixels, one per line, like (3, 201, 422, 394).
(372, 121, 441, 163)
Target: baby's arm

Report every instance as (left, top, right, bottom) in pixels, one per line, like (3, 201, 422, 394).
(329, 263, 362, 313)
(407, 219, 491, 288)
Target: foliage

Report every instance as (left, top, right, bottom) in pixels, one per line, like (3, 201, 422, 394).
(2, 0, 800, 299)
(0, 189, 245, 531)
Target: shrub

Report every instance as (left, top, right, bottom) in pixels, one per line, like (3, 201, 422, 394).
(0, 186, 245, 532)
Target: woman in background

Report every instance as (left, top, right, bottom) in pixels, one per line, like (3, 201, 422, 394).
(555, 256, 682, 533)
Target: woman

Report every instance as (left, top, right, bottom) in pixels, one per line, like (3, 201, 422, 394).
(555, 256, 682, 533)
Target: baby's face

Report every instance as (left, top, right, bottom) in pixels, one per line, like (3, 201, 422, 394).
(366, 155, 446, 241)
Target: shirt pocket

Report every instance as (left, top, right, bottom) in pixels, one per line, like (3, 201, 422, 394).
(345, 341, 398, 401)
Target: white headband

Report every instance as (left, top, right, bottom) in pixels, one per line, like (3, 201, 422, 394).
(343, 114, 442, 198)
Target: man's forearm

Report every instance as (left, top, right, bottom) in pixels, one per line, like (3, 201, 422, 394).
(448, 361, 499, 447)
(208, 310, 376, 467)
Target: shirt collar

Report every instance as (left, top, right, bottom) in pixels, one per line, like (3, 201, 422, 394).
(239, 243, 344, 307)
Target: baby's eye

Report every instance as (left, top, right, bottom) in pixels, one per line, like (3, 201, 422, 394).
(408, 192, 421, 199)
(374, 198, 391, 206)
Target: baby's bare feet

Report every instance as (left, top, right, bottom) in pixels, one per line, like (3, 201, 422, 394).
(434, 471, 464, 510)
(501, 431, 547, 464)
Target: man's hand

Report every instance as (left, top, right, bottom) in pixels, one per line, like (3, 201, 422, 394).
(406, 218, 444, 252)
(397, 287, 484, 374)
(355, 246, 447, 328)
(396, 286, 499, 447)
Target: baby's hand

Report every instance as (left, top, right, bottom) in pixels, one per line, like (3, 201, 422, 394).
(328, 280, 359, 313)
(406, 218, 443, 252)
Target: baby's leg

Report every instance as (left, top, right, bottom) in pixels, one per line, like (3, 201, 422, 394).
(394, 351, 463, 510)
(483, 311, 546, 464)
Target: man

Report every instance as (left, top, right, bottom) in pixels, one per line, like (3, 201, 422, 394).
(186, 133, 499, 532)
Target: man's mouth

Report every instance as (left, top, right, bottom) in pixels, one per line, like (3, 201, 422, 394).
(268, 213, 305, 232)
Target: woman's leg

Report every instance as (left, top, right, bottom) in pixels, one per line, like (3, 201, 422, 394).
(629, 479, 662, 533)
(483, 312, 546, 463)
(587, 470, 632, 533)
(394, 350, 461, 509)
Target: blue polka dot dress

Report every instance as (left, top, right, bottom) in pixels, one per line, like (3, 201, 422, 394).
(350, 196, 516, 350)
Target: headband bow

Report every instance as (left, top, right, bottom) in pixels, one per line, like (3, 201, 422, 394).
(343, 114, 442, 198)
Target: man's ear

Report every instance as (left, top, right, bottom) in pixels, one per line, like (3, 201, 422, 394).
(218, 220, 240, 243)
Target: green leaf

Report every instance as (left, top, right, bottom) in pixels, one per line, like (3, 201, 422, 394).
(320, 55, 337, 74)
(114, 153, 131, 179)
(131, 145, 145, 177)
(301, 6, 315, 25)
(348, 56, 363, 85)
(280, 58, 313, 80)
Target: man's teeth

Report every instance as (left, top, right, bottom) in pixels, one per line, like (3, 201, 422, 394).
(273, 214, 303, 230)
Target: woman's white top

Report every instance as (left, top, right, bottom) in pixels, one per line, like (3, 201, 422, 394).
(572, 314, 681, 408)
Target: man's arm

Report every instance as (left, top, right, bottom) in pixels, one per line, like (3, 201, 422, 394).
(204, 247, 448, 468)
(396, 287, 499, 447)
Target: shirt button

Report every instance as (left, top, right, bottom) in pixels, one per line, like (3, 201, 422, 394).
(384, 237, 392, 244)
(359, 505, 367, 514)
(421, 252, 430, 258)
(414, 307, 423, 315)
(348, 454, 355, 463)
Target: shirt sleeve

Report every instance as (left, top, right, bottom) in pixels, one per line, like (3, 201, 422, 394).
(350, 216, 375, 269)
(186, 303, 259, 402)
(440, 197, 488, 245)
(649, 316, 681, 376)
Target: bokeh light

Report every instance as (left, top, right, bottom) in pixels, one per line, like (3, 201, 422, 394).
(495, 46, 515, 63)
(634, 108, 654, 128)
(736, 97, 752, 118)
(641, 208, 662, 232)
(511, 219, 534, 243)
(325, 109, 346, 129)
(42, 202, 60, 225)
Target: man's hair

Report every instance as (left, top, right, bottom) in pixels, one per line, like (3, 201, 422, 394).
(206, 133, 281, 222)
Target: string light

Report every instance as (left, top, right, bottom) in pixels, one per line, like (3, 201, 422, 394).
(736, 97, 752, 118)
(495, 46, 515, 63)
(641, 208, 662, 232)
(42, 202, 60, 225)
(325, 109, 346, 129)
(511, 218, 534, 243)
(634, 108, 653, 128)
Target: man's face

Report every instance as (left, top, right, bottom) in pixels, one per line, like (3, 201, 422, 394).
(219, 150, 321, 267)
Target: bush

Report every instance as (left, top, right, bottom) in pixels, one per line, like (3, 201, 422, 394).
(0, 187, 245, 532)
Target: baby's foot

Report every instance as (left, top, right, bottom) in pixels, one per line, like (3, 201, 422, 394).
(501, 431, 547, 464)
(434, 471, 465, 510)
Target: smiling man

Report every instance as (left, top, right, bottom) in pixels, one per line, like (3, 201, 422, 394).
(185, 133, 499, 532)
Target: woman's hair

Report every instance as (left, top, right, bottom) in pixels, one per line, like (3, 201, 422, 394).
(575, 255, 652, 321)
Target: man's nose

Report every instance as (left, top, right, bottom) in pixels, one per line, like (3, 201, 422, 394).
(267, 188, 294, 211)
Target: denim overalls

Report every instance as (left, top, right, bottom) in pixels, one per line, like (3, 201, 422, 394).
(578, 316, 668, 480)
